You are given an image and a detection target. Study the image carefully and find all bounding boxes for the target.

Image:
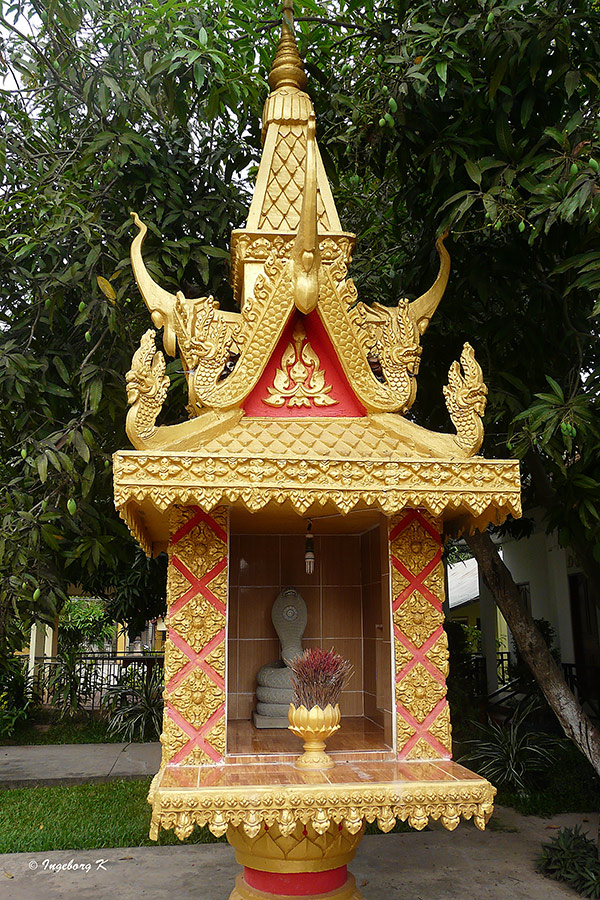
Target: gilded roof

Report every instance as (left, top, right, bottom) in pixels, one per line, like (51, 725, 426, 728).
(116, 3, 522, 548)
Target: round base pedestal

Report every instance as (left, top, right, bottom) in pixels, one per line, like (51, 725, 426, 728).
(294, 743, 335, 770)
(226, 820, 365, 900)
(229, 871, 363, 900)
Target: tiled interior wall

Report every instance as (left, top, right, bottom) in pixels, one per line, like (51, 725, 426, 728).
(227, 522, 392, 741)
(360, 524, 394, 746)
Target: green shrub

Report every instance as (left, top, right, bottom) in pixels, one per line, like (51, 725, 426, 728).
(47, 648, 96, 718)
(500, 744, 600, 815)
(459, 696, 561, 794)
(102, 666, 164, 742)
(0, 656, 34, 737)
(537, 826, 600, 898)
(0, 690, 30, 738)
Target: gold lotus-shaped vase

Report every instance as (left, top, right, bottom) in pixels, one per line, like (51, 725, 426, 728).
(288, 703, 341, 770)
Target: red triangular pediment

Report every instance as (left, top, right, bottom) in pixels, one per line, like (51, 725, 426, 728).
(243, 310, 366, 417)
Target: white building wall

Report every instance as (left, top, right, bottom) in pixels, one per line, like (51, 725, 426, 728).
(501, 528, 575, 665)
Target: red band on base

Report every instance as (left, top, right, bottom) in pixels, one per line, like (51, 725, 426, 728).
(243, 865, 347, 896)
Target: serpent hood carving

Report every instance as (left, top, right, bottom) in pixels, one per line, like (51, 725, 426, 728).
(125, 329, 170, 446)
(444, 342, 488, 456)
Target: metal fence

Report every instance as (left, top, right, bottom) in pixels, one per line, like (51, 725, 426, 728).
(449, 653, 487, 698)
(496, 651, 511, 685)
(31, 653, 164, 713)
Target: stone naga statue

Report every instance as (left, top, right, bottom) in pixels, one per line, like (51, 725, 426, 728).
(253, 588, 307, 729)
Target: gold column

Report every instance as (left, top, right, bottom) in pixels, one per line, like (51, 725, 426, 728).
(389, 510, 452, 759)
(160, 505, 228, 766)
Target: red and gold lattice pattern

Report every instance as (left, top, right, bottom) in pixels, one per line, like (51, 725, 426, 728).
(389, 510, 452, 760)
(161, 505, 228, 766)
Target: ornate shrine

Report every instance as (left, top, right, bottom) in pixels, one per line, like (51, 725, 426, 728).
(113, 4, 522, 899)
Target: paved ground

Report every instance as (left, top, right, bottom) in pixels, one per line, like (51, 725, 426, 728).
(0, 742, 162, 788)
(1, 807, 597, 900)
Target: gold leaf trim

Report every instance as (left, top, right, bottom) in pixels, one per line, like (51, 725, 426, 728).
(148, 778, 496, 841)
(113, 454, 521, 554)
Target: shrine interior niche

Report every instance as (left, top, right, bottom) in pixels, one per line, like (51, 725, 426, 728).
(227, 509, 393, 754)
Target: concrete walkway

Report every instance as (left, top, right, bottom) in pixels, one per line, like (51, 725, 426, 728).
(1, 808, 597, 900)
(0, 742, 162, 788)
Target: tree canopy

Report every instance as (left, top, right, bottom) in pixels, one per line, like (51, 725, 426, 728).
(0, 0, 599, 672)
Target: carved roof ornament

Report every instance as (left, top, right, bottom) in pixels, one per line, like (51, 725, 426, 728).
(291, 112, 320, 314)
(263, 320, 337, 409)
(126, 5, 452, 427)
(116, 0, 521, 544)
(444, 342, 488, 456)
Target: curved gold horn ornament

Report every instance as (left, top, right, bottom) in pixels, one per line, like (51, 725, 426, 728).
(130, 212, 178, 357)
(409, 230, 451, 335)
(443, 341, 488, 456)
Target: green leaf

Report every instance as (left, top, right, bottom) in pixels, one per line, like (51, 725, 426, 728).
(53, 356, 70, 384)
(73, 431, 91, 463)
(36, 454, 48, 484)
(544, 376, 564, 401)
(41, 527, 61, 551)
(520, 89, 535, 127)
(496, 116, 514, 158)
(199, 245, 230, 259)
(193, 62, 205, 90)
(565, 70, 580, 98)
(435, 61, 447, 84)
(88, 378, 103, 412)
(489, 56, 509, 99)
(465, 159, 482, 186)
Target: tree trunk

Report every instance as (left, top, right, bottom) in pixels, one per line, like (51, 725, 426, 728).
(465, 529, 600, 779)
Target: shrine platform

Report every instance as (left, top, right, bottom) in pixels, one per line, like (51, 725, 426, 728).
(148, 754, 495, 840)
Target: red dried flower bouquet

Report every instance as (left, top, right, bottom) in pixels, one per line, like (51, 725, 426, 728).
(288, 648, 353, 710)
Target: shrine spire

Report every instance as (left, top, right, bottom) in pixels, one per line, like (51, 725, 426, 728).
(268, 0, 307, 92)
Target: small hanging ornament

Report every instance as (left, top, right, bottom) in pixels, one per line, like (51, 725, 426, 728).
(304, 520, 315, 575)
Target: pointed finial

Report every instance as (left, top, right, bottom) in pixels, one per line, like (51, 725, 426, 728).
(268, 0, 307, 92)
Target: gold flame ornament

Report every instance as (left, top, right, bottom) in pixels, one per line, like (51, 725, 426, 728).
(263, 321, 338, 408)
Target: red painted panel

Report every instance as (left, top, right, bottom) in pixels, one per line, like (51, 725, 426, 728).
(243, 310, 366, 417)
(243, 865, 348, 896)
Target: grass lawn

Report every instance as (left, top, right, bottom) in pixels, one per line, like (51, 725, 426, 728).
(0, 779, 413, 854)
(0, 779, 223, 853)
